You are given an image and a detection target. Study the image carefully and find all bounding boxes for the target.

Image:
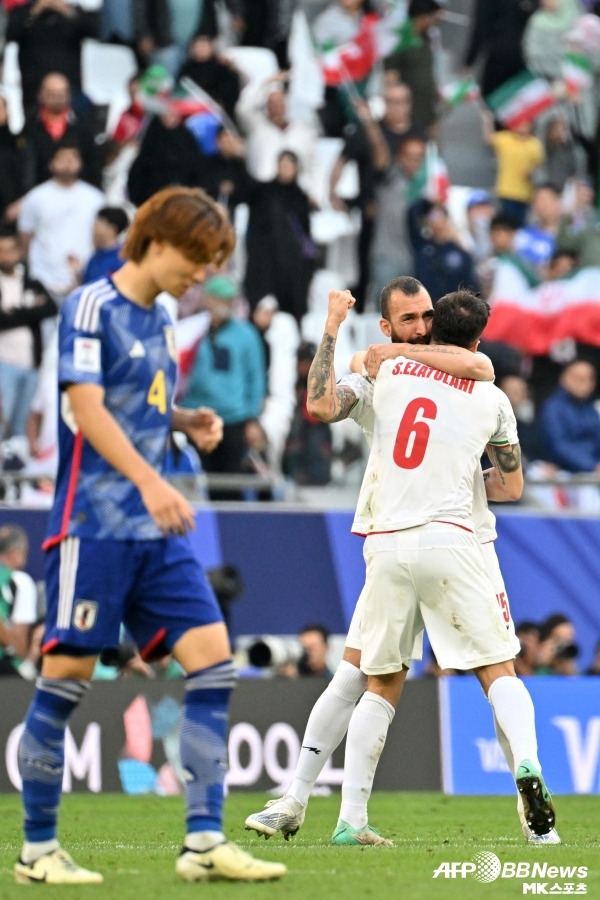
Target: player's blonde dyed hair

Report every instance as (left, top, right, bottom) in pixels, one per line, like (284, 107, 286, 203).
(123, 186, 235, 267)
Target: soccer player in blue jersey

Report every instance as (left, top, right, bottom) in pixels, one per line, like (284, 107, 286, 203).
(14, 186, 286, 885)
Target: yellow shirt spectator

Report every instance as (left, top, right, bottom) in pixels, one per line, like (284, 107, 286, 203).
(490, 129, 545, 203)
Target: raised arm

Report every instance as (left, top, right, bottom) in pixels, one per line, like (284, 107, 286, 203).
(307, 290, 360, 422)
(484, 444, 523, 501)
(355, 343, 494, 380)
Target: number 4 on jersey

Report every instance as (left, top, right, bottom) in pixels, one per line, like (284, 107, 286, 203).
(147, 369, 167, 414)
(393, 397, 438, 469)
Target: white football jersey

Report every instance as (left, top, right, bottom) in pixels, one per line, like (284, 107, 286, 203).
(351, 357, 518, 535)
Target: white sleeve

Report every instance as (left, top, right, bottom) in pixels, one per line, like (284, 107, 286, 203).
(489, 389, 519, 447)
(340, 373, 375, 445)
(10, 571, 39, 625)
(18, 191, 38, 234)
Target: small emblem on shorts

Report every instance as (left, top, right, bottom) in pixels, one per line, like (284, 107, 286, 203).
(73, 601, 98, 632)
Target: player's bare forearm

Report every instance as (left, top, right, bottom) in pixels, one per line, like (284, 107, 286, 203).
(485, 444, 523, 500)
(308, 289, 357, 420)
(307, 333, 357, 422)
(363, 343, 494, 379)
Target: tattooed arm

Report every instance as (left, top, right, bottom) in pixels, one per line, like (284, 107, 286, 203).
(484, 443, 524, 501)
(357, 343, 494, 380)
(307, 289, 360, 422)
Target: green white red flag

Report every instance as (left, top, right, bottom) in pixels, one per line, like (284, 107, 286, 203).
(486, 70, 555, 129)
(441, 78, 480, 109)
(561, 52, 593, 97)
(485, 258, 600, 354)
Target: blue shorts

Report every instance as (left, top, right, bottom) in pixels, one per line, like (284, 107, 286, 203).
(42, 535, 223, 659)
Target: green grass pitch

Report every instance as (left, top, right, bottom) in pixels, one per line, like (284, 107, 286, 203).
(0, 792, 599, 899)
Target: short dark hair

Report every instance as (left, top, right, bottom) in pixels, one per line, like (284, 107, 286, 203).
(490, 213, 519, 232)
(0, 524, 28, 555)
(49, 139, 82, 162)
(539, 613, 571, 642)
(409, 0, 441, 16)
(431, 289, 490, 348)
(97, 206, 129, 236)
(300, 624, 330, 643)
(380, 275, 424, 319)
(0, 223, 18, 241)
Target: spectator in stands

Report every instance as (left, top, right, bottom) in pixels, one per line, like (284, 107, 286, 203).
(236, 0, 294, 69)
(0, 524, 41, 679)
(282, 340, 333, 487)
(251, 294, 300, 472)
(312, 0, 376, 137)
(498, 374, 549, 470)
(134, 0, 243, 77)
(489, 212, 540, 286)
(101, 0, 137, 58)
(179, 274, 267, 478)
(177, 34, 242, 123)
(514, 621, 541, 677)
(546, 247, 579, 279)
(539, 358, 600, 474)
(383, 0, 443, 139)
(524, 0, 596, 143)
(0, 225, 57, 438)
(464, 189, 495, 292)
(541, 114, 580, 193)
(19, 72, 101, 192)
(481, 106, 545, 228)
(111, 73, 146, 145)
(536, 613, 579, 676)
(81, 206, 129, 284)
(463, 0, 538, 99)
(514, 183, 562, 276)
(18, 141, 104, 299)
(408, 199, 479, 302)
(6, 0, 100, 115)
(328, 84, 423, 310)
(297, 624, 333, 678)
(197, 125, 251, 213)
(244, 150, 318, 322)
(235, 71, 319, 202)
(127, 108, 206, 207)
(367, 133, 426, 305)
(0, 93, 25, 224)
(558, 175, 600, 267)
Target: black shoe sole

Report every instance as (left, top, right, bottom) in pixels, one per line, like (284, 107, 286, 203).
(517, 774, 556, 836)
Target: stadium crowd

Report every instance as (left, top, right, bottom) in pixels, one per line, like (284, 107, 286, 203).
(0, 0, 598, 512)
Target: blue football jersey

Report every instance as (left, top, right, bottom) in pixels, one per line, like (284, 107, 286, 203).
(46, 278, 178, 545)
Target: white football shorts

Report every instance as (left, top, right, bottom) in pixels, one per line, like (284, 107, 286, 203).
(357, 522, 520, 674)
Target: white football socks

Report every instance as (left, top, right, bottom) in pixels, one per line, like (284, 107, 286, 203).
(288, 660, 366, 806)
(338, 691, 395, 829)
(487, 676, 540, 776)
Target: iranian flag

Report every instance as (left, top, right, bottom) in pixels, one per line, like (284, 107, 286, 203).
(409, 142, 450, 204)
(485, 258, 600, 354)
(441, 78, 480, 109)
(319, 13, 379, 86)
(561, 52, 593, 97)
(486, 70, 555, 128)
(138, 65, 218, 120)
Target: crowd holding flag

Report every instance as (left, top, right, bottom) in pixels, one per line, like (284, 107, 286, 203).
(485, 259, 600, 355)
(485, 70, 556, 130)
